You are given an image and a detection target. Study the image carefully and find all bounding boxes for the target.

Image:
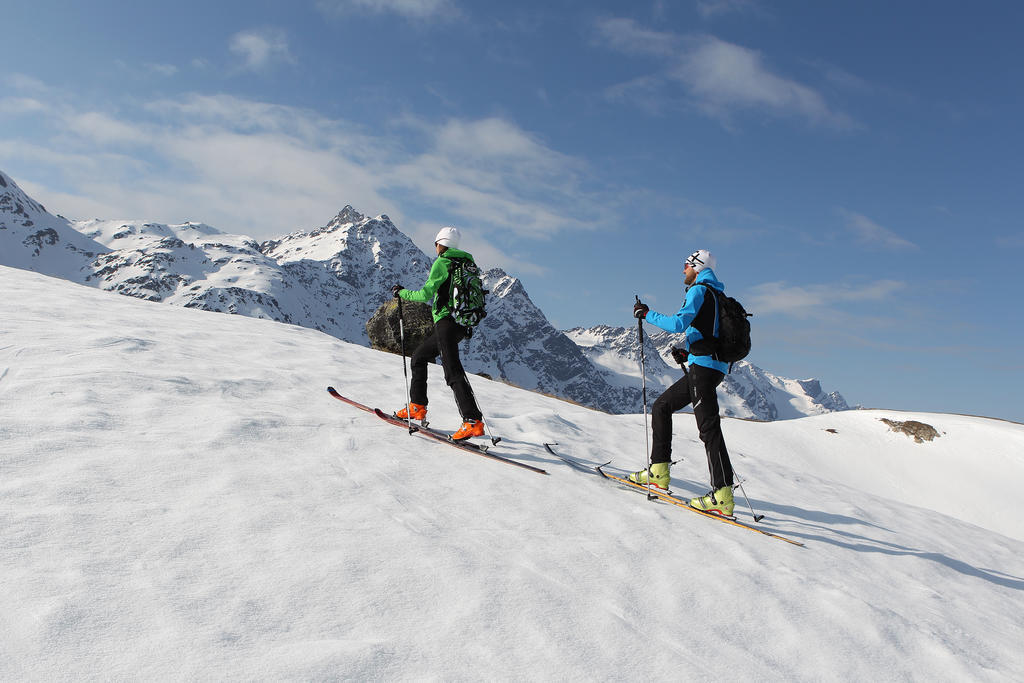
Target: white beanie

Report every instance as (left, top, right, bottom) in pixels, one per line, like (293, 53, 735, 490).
(434, 226, 461, 249)
(685, 249, 716, 273)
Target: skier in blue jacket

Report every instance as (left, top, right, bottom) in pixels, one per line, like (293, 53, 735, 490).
(629, 249, 735, 516)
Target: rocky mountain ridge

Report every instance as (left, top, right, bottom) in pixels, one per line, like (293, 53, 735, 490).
(565, 324, 849, 420)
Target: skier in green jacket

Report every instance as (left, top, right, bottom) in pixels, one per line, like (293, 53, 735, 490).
(392, 226, 485, 441)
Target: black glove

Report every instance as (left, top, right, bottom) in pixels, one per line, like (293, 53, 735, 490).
(633, 301, 649, 320)
(671, 347, 688, 366)
(391, 284, 403, 299)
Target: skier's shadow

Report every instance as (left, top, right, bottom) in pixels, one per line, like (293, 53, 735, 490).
(753, 500, 1024, 591)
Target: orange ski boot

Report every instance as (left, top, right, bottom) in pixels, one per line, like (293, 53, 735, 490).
(395, 403, 427, 421)
(451, 419, 485, 441)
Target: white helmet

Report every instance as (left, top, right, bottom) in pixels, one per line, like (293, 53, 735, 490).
(684, 249, 716, 273)
(434, 226, 461, 249)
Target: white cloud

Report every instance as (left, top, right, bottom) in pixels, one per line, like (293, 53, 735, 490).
(0, 92, 606, 253)
(387, 117, 596, 237)
(596, 22, 856, 130)
(592, 18, 678, 57)
(745, 279, 907, 319)
(3, 73, 49, 92)
(316, 0, 458, 20)
(840, 209, 918, 250)
(229, 29, 296, 71)
(602, 74, 671, 114)
(145, 63, 179, 77)
(670, 37, 857, 129)
(63, 111, 153, 145)
(696, 0, 760, 19)
(0, 97, 46, 115)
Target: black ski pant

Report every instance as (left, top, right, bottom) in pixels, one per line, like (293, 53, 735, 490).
(409, 316, 483, 421)
(651, 363, 733, 490)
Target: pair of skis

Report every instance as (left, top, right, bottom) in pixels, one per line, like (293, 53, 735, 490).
(544, 443, 804, 547)
(327, 387, 801, 546)
(326, 387, 548, 475)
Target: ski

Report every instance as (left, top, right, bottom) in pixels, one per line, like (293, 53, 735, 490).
(543, 443, 610, 474)
(599, 467, 804, 546)
(543, 444, 803, 547)
(327, 387, 548, 475)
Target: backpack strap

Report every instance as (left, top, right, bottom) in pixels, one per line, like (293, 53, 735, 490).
(697, 283, 721, 339)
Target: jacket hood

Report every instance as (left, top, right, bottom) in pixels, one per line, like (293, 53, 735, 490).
(440, 247, 473, 261)
(691, 267, 723, 292)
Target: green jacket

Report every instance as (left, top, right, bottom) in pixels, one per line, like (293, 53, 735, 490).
(399, 248, 476, 323)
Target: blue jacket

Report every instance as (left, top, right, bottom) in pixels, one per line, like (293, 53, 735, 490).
(644, 268, 730, 374)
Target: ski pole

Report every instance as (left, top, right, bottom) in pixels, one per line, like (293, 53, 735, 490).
(396, 296, 415, 434)
(482, 414, 502, 446)
(465, 380, 501, 446)
(732, 469, 764, 522)
(636, 295, 655, 501)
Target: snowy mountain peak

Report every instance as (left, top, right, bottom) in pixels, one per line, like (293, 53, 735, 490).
(333, 204, 366, 225)
(262, 207, 420, 270)
(0, 168, 110, 277)
(78, 219, 226, 250)
(0, 169, 54, 227)
(483, 268, 524, 298)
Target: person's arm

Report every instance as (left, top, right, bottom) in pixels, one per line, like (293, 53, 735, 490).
(644, 285, 707, 335)
(400, 257, 449, 303)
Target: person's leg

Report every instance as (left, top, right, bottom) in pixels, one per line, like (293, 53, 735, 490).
(686, 364, 735, 515)
(628, 374, 693, 488)
(650, 374, 693, 464)
(408, 327, 440, 407)
(435, 318, 482, 421)
(689, 364, 732, 489)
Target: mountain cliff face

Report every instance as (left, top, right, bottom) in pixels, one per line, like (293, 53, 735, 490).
(259, 207, 434, 343)
(463, 271, 636, 412)
(1, 168, 847, 418)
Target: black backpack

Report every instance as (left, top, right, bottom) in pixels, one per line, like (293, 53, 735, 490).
(447, 257, 487, 329)
(699, 284, 752, 365)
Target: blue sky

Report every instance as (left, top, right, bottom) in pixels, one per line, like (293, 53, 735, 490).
(3, 0, 1022, 421)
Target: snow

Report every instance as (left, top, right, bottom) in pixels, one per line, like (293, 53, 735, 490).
(3, 264, 1024, 680)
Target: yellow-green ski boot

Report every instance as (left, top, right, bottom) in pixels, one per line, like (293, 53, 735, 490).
(689, 486, 735, 516)
(627, 461, 671, 491)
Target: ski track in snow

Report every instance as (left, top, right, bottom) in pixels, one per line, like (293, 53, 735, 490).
(2, 266, 1023, 681)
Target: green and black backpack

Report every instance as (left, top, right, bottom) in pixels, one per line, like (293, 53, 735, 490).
(447, 257, 487, 329)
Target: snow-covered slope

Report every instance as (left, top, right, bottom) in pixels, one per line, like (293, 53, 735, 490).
(3, 265, 1023, 680)
(565, 324, 850, 419)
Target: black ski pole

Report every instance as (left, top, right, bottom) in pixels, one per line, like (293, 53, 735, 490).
(636, 295, 655, 501)
(396, 296, 415, 434)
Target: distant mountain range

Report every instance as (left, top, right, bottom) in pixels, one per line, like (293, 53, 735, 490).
(565, 325, 849, 420)
(1, 168, 847, 418)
